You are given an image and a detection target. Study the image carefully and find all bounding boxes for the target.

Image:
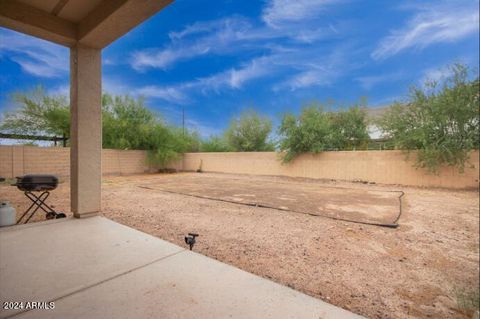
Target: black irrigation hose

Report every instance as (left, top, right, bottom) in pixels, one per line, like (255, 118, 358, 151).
(392, 191, 405, 226)
(138, 185, 405, 229)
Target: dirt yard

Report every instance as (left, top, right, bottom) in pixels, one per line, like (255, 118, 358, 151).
(139, 174, 403, 226)
(2, 172, 479, 319)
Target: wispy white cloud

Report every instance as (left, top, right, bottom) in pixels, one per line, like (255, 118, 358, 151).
(273, 45, 353, 91)
(372, 1, 479, 60)
(117, 0, 358, 108)
(131, 17, 263, 71)
(168, 19, 235, 40)
(131, 47, 197, 71)
(278, 69, 332, 91)
(0, 28, 68, 78)
(134, 57, 273, 104)
(420, 65, 453, 86)
(355, 72, 404, 90)
(227, 58, 271, 89)
(128, 0, 350, 98)
(9, 58, 60, 78)
(135, 86, 191, 104)
(135, 41, 358, 101)
(262, 0, 340, 28)
(135, 37, 358, 102)
(130, 3, 345, 72)
(292, 24, 340, 43)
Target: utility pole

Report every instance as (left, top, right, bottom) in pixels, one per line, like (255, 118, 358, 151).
(182, 106, 185, 137)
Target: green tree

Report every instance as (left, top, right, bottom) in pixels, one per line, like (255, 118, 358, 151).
(225, 110, 274, 151)
(200, 135, 231, 152)
(329, 106, 370, 150)
(0, 86, 70, 138)
(144, 125, 200, 166)
(144, 124, 180, 167)
(102, 93, 157, 149)
(172, 128, 201, 153)
(278, 103, 371, 162)
(278, 104, 332, 162)
(102, 96, 201, 167)
(0, 88, 198, 168)
(378, 64, 479, 173)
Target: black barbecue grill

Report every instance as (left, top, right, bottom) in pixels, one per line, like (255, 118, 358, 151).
(14, 174, 66, 224)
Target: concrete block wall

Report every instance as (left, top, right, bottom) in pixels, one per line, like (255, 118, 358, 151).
(0, 146, 13, 178)
(0, 146, 151, 179)
(23, 146, 70, 177)
(182, 151, 479, 189)
(102, 149, 149, 175)
(1, 146, 478, 189)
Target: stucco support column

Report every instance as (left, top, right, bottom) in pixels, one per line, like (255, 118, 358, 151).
(70, 44, 102, 218)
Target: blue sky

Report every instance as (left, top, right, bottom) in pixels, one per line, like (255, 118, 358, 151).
(0, 0, 479, 137)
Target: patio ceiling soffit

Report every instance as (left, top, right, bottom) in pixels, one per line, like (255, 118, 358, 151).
(0, 0, 173, 48)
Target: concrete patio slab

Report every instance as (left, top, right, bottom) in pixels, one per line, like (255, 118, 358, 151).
(0, 217, 363, 319)
(0, 217, 182, 318)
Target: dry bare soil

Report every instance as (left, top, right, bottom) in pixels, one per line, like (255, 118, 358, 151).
(2, 172, 479, 319)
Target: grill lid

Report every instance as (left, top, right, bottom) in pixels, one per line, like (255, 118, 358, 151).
(15, 174, 59, 191)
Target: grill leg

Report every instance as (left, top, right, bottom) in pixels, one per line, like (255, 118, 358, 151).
(17, 191, 49, 224)
(16, 191, 58, 224)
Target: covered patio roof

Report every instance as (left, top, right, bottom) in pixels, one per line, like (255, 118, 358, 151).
(0, 0, 172, 48)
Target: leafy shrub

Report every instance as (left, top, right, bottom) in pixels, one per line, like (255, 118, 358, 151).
(0, 89, 199, 168)
(102, 93, 156, 150)
(278, 105, 332, 162)
(1, 86, 70, 138)
(278, 103, 370, 162)
(225, 109, 274, 151)
(200, 136, 232, 152)
(378, 64, 479, 173)
(330, 106, 370, 150)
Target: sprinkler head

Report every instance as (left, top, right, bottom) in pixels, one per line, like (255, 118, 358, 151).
(184, 233, 199, 250)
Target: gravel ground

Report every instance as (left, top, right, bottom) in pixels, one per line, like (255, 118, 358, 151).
(2, 172, 479, 319)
